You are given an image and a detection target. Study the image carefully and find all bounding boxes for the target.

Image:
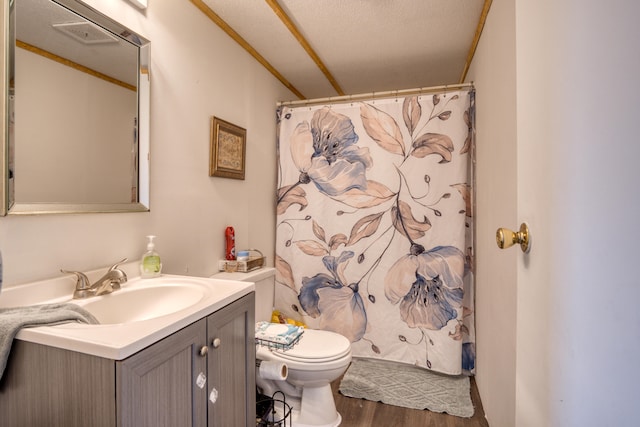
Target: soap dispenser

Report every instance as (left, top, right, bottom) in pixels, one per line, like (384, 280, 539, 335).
(140, 235, 162, 278)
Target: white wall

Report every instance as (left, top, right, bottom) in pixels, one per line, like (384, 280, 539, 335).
(470, 0, 640, 426)
(0, 1, 293, 287)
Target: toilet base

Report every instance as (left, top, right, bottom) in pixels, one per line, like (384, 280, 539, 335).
(266, 383, 342, 427)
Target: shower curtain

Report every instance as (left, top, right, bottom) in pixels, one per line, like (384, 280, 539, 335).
(275, 89, 475, 375)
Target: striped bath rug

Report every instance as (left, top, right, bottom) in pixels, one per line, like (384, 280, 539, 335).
(338, 357, 474, 418)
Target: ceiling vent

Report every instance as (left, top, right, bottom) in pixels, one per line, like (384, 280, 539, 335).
(52, 22, 118, 45)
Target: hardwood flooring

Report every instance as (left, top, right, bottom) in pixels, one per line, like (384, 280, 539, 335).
(331, 376, 489, 427)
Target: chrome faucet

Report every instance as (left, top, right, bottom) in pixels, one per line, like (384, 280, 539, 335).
(62, 258, 128, 299)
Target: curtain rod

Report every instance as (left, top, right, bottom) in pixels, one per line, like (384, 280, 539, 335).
(277, 82, 474, 107)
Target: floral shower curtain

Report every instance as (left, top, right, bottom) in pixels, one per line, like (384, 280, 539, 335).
(275, 89, 475, 375)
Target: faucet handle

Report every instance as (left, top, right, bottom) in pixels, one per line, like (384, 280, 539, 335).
(108, 258, 128, 272)
(107, 258, 128, 290)
(60, 269, 91, 289)
(61, 269, 92, 298)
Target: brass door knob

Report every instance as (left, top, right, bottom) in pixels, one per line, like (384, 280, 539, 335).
(496, 223, 530, 253)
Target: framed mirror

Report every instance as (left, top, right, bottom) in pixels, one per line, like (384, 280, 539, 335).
(0, 0, 150, 215)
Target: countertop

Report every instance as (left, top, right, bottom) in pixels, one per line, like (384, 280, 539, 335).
(0, 265, 254, 360)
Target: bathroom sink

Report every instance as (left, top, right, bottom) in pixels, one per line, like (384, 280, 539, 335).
(74, 278, 210, 324)
(3, 268, 254, 360)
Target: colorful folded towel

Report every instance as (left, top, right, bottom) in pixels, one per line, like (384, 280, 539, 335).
(255, 321, 304, 347)
(0, 303, 99, 380)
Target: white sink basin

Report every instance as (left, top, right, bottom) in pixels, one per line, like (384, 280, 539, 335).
(75, 279, 209, 324)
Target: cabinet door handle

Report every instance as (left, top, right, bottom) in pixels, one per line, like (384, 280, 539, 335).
(212, 338, 221, 348)
(199, 345, 208, 357)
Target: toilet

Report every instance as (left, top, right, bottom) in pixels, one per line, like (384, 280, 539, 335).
(211, 268, 352, 427)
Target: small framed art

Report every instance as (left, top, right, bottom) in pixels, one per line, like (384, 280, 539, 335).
(209, 116, 246, 180)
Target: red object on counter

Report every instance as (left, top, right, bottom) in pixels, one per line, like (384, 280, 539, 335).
(225, 226, 236, 260)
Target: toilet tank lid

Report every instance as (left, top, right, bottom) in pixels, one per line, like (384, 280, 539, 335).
(210, 267, 275, 282)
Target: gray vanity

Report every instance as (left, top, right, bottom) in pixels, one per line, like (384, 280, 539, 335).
(0, 294, 255, 427)
(0, 270, 256, 427)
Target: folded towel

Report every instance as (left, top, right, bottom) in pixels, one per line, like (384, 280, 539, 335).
(0, 303, 99, 380)
(255, 321, 304, 348)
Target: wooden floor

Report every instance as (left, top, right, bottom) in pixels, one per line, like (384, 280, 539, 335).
(331, 375, 490, 427)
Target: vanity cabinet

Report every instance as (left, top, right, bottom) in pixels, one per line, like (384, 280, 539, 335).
(0, 292, 255, 427)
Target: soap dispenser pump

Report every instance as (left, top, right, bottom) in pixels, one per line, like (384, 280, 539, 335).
(140, 235, 162, 278)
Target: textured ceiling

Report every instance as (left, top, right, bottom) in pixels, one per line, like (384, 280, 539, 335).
(200, 0, 488, 100)
(18, 0, 488, 100)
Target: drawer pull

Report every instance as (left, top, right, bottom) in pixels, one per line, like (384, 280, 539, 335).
(199, 346, 208, 357)
(212, 338, 221, 348)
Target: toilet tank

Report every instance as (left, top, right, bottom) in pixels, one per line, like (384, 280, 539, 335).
(210, 267, 275, 322)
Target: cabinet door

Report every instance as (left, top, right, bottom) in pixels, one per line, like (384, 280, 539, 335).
(117, 319, 208, 427)
(207, 292, 255, 427)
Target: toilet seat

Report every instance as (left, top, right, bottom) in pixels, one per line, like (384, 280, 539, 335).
(257, 328, 352, 369)
(272, 329, 351, 363)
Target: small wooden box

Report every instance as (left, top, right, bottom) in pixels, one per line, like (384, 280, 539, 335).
(218, 253, 265, 273)
(240, 255, 265, 272)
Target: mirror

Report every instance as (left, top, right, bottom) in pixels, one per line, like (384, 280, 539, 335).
(0, 0, 150, 215)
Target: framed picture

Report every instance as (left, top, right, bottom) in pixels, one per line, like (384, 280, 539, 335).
(209, 117, 246, 180)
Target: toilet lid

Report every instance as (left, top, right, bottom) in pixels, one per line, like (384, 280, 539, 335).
(272, 329, 351, 363)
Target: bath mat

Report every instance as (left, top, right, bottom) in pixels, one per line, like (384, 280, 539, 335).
(338, 357, 474, 418)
